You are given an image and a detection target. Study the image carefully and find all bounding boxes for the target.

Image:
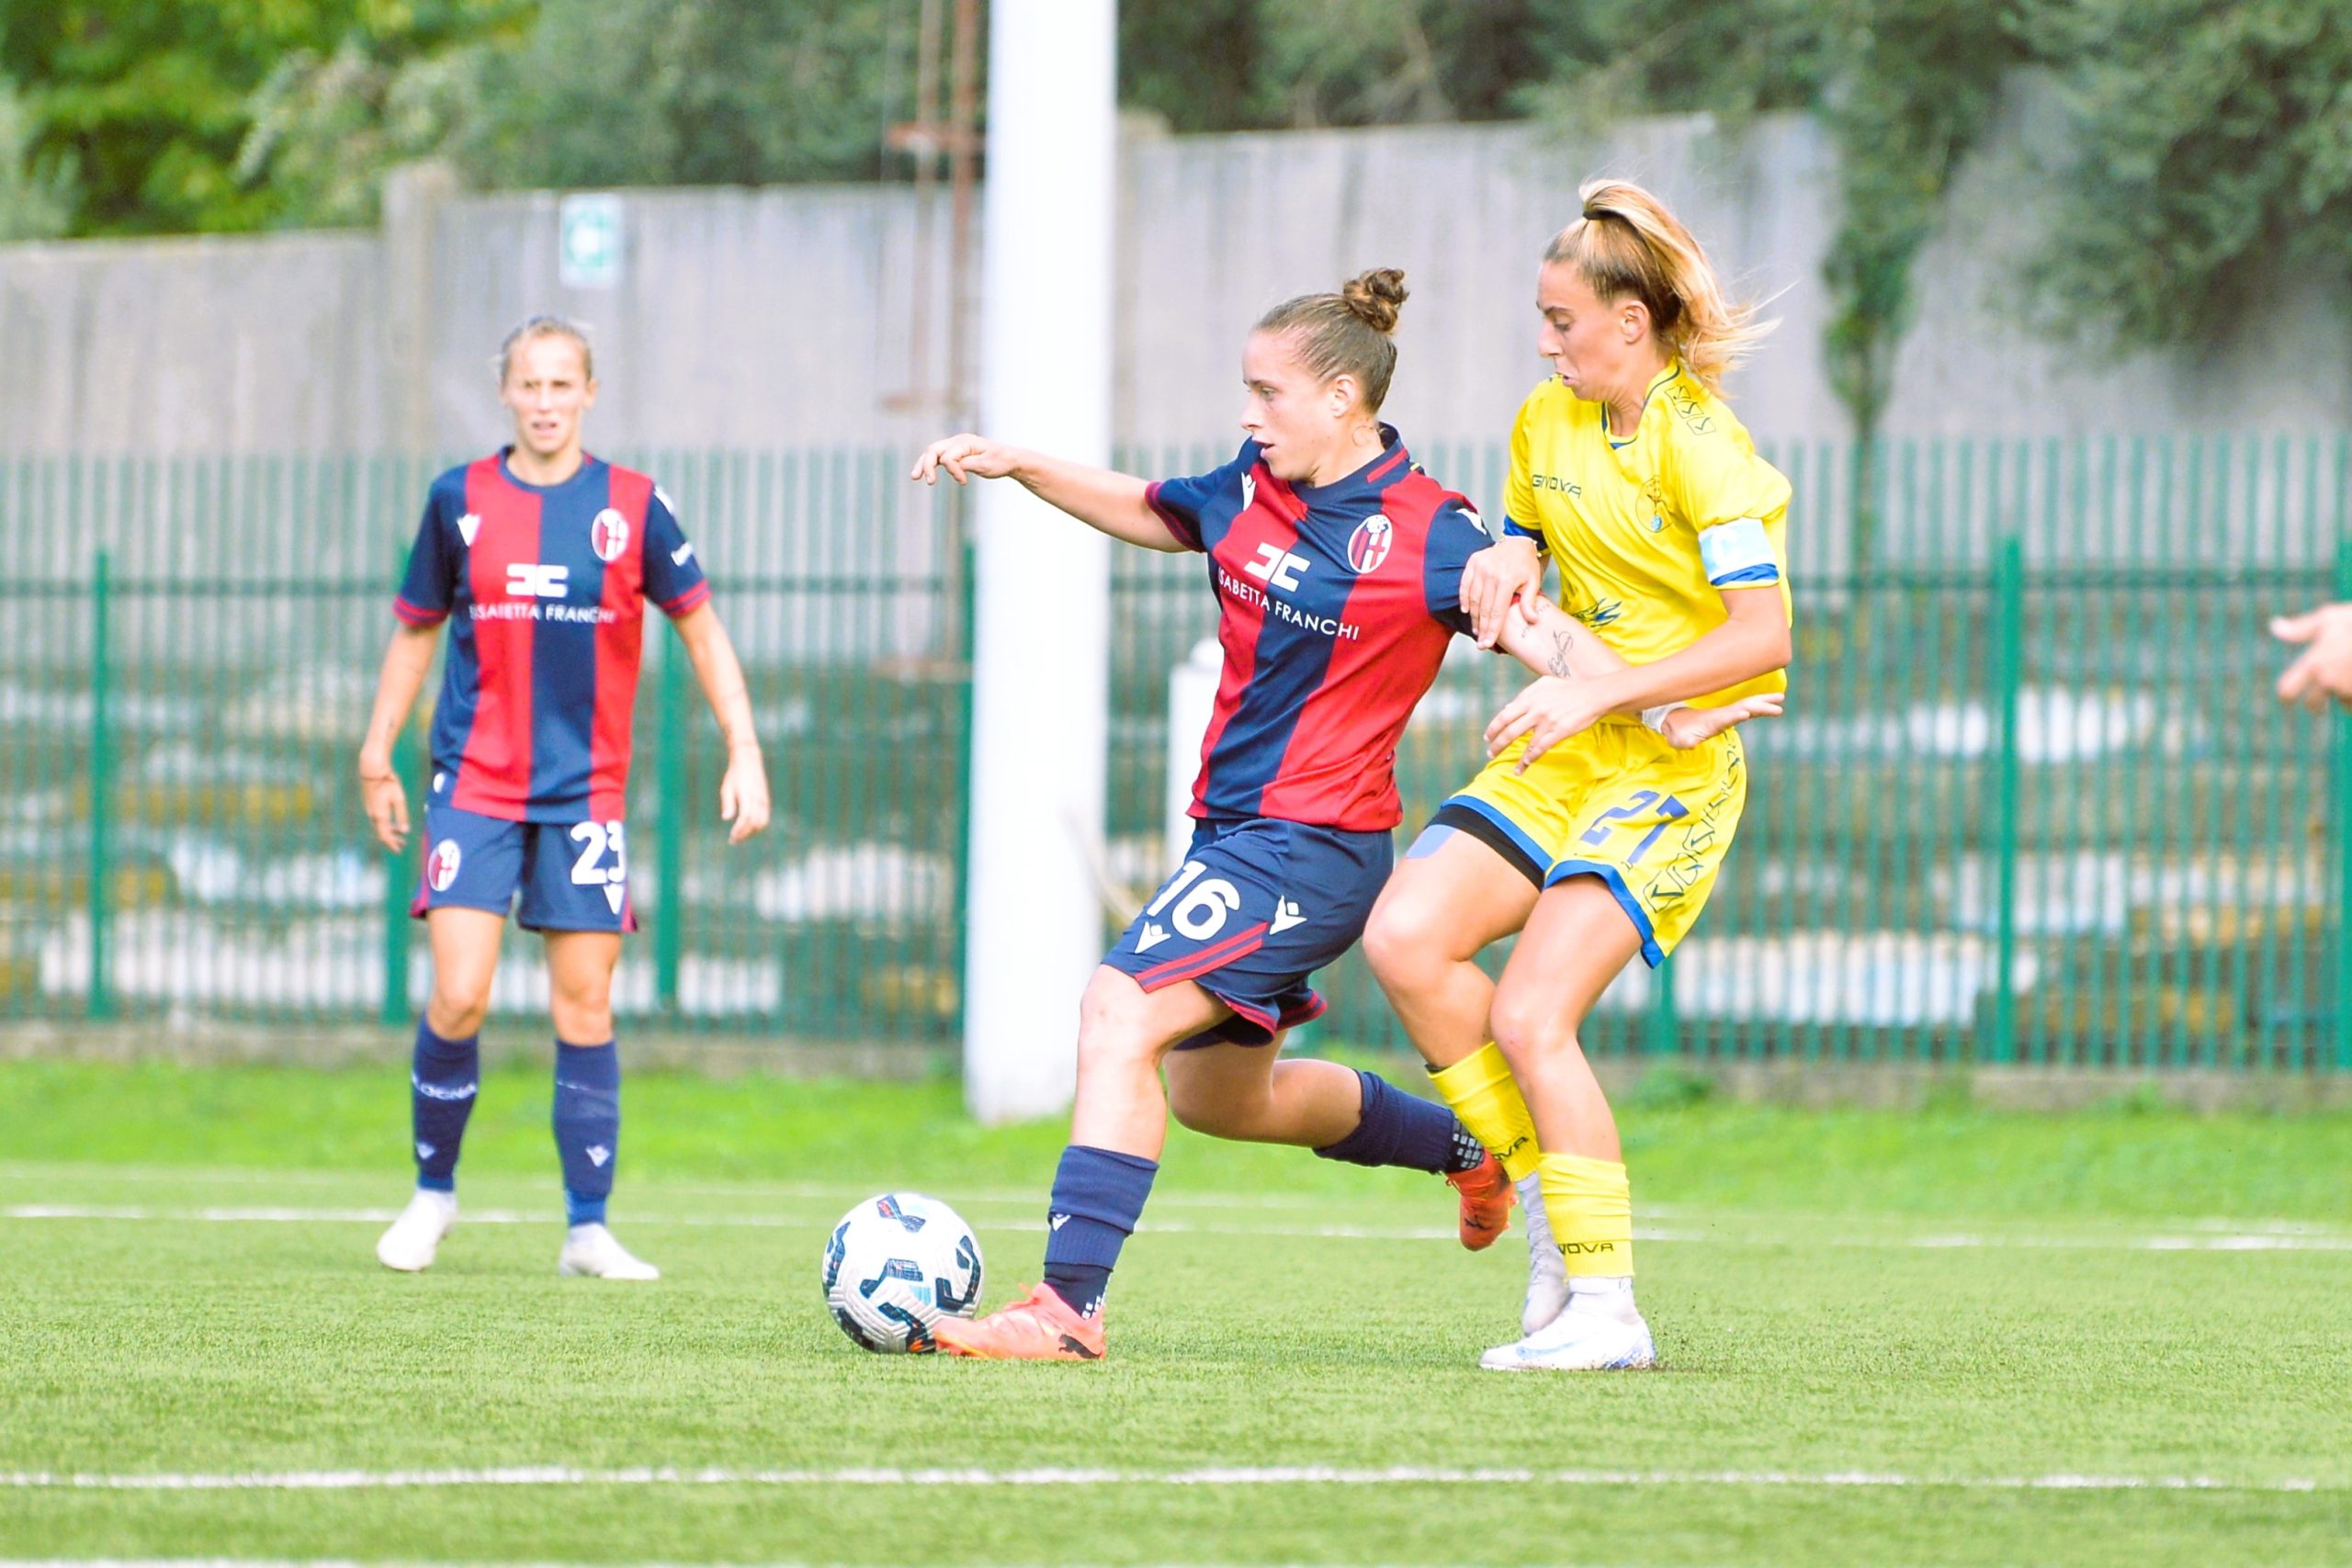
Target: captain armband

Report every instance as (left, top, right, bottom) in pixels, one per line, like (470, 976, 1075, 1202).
(1698, 517, 1781, 587)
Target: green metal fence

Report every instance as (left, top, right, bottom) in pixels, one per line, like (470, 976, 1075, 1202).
(5, 436, 2348, 1068)
(0, 450, 968, 1043)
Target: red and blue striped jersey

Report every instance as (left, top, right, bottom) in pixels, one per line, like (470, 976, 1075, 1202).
(393, 449, 711, 824)
(1146, 427, 1493, 832)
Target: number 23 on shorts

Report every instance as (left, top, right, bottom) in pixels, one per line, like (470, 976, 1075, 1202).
(569, 820, 628, 886)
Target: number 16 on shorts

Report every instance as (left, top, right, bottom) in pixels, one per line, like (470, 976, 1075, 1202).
(1136, 860, 1244, 952)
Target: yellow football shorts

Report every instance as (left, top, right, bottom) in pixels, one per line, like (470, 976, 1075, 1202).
(1435, 718, 1747, 966)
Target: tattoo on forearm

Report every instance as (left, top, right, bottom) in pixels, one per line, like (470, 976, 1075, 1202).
(1545, 630, 1574, 679)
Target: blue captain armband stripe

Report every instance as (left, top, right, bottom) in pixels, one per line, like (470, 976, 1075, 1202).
(1500, 515, 1547, 548)
(1699, 516, 1780, 587)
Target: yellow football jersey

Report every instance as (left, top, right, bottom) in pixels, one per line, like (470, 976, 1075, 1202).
(1502, 361, 1792, 708)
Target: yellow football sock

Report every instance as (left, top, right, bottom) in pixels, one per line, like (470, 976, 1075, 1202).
(1538, 1152, 1634, 1277)
(1427, 1043, 1539, 1181)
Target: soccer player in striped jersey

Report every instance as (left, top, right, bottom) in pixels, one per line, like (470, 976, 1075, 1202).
(1365, 180, 1792, 1371)
(357, 316, 770, 1280)
(908, 270, 1768, 1360)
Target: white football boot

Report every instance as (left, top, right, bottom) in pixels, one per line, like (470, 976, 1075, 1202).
(1481, 1279, 1654, 1371)
(376, 1189, 458, 1272)
(1516, 1173, 1570, 1336)
(558, 1223, 661, 1280)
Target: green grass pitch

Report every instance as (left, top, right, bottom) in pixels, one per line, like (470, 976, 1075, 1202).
(3, 1056, 2351, 1565)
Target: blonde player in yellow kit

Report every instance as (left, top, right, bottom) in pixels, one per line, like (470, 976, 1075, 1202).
(1362, 178, 1792, 1371)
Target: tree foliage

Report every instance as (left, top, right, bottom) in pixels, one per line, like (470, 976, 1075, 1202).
(0, 72, 74, 240)
(0, 0, 520, 233)
(1813, 2, 2023, 441)
(445, 0, 909, 193)
(2026, 0, 2352, 353)
(8, 0, 2350, 442)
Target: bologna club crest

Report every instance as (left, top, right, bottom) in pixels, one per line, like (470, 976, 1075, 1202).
(427, 840, 463, 893)
(1348, 513, 1395, 573)
(591, 508, 630, 563)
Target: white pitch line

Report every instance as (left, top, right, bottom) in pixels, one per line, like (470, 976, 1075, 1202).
(13, 1165, 2352, 1237)
(10, 1204, 2352, 1250)
(0, 1464, 2327, 1495)
(0, 1204, 1669, 1244)
(0, 1164, 1366, 1213)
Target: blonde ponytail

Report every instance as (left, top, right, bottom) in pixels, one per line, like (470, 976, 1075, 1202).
(1543, 178, 1771, 392)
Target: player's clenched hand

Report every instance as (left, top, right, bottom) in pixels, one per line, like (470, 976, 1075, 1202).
(357, 759, 409, 853)
(719, 743, 771, 845)
(2273, 603, 2352, 712)
(910, 434, 1023, 487)
(1660, 692, 1784, 749)
(1486, 676, 1613, 773)
(1461, 536, 1544, 649)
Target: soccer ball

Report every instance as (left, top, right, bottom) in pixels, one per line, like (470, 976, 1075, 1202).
(820, 1191, 985, 1354)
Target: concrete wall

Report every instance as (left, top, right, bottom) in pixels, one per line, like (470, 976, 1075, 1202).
(2, 84, 2346, 462)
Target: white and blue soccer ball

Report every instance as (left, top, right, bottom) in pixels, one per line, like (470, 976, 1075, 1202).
(820, 1191, 985, 1354)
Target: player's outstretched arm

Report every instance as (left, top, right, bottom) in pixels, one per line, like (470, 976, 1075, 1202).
(2273, 603, 2352, 711)
(356, 623, 439, 852)
(910, 433, 1186, 551)
(671, 604, 771, 844)
(1489, 595, 1782, 758)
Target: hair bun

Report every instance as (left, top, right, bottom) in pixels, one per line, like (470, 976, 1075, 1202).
(1340, 267, 1408, 334)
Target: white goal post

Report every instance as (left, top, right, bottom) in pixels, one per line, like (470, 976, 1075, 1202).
(962, 0, 1118, 1122)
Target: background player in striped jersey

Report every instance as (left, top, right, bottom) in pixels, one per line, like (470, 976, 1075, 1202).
(908, 270, 1768, 1360)
(1366, 180, 1792, 1371)
(357, 316, 771, 1280)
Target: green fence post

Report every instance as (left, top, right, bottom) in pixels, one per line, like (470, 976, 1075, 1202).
(1987, 533, 2025, 1063)
(950, 525, 978, 1043)
(87, 549, 114, 1021)
(1647, 953, 1679, 1057)
(2335, 533, 2352, 1071)
(655, 621, 686, 1014)
(379, 720, 414, 1027)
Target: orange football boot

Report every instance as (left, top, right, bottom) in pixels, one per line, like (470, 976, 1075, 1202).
(931, 1281, 1107, 1361)
(1445, 1151, 1513, 1250)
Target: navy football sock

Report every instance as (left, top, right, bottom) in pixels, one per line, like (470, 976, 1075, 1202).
(1040, 1145, 1158, 1317)
(551, 1039, 620, 1226)
(410, 1020, 480, 1192)
(1313, 1068, 1468, 1174)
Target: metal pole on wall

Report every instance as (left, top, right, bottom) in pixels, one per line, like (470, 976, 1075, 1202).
(963, 0, 1115, 1122)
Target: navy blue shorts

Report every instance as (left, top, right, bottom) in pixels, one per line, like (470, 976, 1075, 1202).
(411, 801, 639, 934)
(1103, 817, 1392, 1049)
